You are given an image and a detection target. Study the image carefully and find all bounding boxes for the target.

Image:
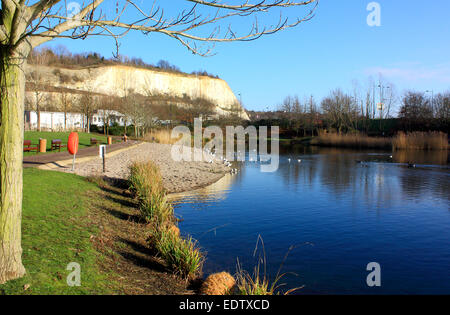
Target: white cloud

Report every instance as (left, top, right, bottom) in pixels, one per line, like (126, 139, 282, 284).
(364, 63, 450, 84)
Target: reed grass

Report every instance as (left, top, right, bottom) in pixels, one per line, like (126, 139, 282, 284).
(129, 161, 174, 225)
(235, 236, 302, 295)
(150, 226, 203, 279)
(392, 132, 448, 150)
(310, 132, 392, 149)
(129, 161, 203, 279)
(311, 132, 448, 150)
(143, 128, 179, 145)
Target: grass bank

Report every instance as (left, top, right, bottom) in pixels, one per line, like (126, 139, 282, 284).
(0, 168, 116, 294)
(24, 131, 108, 156)
(129, 161, 203, 280)
(0, 168, 190, 295)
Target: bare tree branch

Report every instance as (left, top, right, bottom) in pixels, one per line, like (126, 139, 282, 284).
(1, 0, 318, 56)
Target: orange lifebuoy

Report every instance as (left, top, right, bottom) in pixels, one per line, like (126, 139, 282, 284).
(68, 132, 79, 155)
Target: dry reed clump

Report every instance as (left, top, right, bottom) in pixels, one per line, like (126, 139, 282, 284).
(310, 132, 392, 149)
(200, 272, 236, 295)
(168, 225, 180, 237)
(392, 132, 448, 150)
(129, 161, 174, 226)
(143, 129, 179, 145)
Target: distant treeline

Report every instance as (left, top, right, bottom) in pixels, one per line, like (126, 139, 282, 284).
(27, 46, 220, 79)
(249, 89, 449, 138)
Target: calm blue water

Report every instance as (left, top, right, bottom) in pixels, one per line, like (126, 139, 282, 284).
(173, 147, 450, 294)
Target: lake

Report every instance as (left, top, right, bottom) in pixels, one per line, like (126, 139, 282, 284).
(172, 146, 450, 294)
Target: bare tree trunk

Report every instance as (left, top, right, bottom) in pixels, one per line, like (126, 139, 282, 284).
(36, 107, 41, 131)
(0, 51, 27, 284)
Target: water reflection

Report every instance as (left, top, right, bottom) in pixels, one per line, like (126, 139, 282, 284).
(170, 173, 239, 205)
(393, 150, 448, 165)
(175, 146, 450, 294)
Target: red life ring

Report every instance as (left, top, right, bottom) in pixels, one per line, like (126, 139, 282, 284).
(68, 132, 79, 155)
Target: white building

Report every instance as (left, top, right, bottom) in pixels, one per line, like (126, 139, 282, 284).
(24, 110, 127, 131)
(91, 110, 127, 127)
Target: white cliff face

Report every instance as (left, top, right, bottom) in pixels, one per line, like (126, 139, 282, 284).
(26, 64, 249, 120)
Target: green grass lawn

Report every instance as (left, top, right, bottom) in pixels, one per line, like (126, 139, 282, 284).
(24, 131, 108, 156)
(0, 169, 118, 295)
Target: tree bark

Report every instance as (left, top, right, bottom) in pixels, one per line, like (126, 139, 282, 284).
(36, 109, 41, 131)
(0, 48, 27, 284)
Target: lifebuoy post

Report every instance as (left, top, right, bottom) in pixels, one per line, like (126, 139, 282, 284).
(68, 132, 79, 171)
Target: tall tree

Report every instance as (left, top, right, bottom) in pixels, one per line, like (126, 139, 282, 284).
(399, 91, 433, 131)
(59, 90, 73, 131)
(25, 50, 49, 131)
(0, 0, 318, 284)
(77, 89, 97, 133)
(321, 89, 358, 133)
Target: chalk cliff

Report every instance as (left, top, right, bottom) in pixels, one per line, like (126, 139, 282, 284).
(25, 64, 249, 120)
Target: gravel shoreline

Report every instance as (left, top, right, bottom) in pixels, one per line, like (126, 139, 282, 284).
(62, 142, 229, 193)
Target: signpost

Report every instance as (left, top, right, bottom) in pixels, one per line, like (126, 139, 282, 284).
(99, 145, 106, 173)
(68, 132, 79, 171)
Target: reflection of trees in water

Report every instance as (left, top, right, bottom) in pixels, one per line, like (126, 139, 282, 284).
(316, 154, 405, 209)
(393, 150, 449, 165)
(278, 160, 318, 192)
(317, 153, 355, 193)
(398, 170, 450, 202)
(277, 147, 448, 209)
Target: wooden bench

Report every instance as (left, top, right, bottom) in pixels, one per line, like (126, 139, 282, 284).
(24, 140, 39, 154)
(90, 138, 101, 146)
(51, 139, 67, 152)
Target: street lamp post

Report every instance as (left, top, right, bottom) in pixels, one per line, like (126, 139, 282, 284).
(378, 84, 390, 133)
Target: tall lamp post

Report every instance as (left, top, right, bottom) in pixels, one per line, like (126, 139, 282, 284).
(378, 84, 390, 133)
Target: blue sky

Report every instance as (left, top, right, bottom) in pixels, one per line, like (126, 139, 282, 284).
(46, 0, 450, 112)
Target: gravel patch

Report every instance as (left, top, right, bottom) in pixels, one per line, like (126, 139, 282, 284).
(61, 142, 230, 193)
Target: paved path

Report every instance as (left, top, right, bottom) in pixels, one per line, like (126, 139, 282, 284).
(23, 141, 140, 168)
